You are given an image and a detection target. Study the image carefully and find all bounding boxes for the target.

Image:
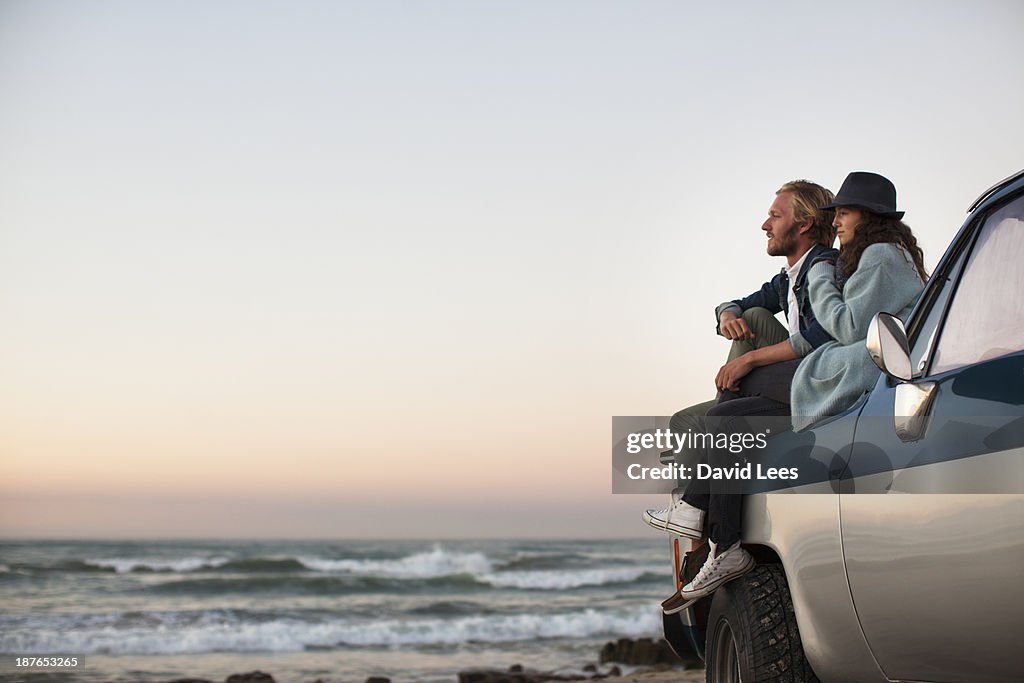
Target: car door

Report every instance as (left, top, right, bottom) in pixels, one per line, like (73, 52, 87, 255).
(840, 189, 1024, 682)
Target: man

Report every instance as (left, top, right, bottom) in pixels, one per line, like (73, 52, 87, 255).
(712, 181, 839, 396)
(642, 180, 836, 595)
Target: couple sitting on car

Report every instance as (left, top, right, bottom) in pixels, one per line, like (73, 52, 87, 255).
(643, 172, 929, 611)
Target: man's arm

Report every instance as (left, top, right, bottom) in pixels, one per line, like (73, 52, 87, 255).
(714, 274, 785, 337)
(715, 339, 798, 392)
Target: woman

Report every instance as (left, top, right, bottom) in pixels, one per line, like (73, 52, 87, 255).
(659, 171, 927, 613)
(790, 171, 928, 430)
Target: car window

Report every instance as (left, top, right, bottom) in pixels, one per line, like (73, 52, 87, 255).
(929, 192, 1024, 375)
(907, 238, 969, 377)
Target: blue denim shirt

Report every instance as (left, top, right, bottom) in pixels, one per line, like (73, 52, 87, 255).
(715, 243, 839, 357)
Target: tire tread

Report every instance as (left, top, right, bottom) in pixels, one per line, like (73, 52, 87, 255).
(708, 564, 819, 683)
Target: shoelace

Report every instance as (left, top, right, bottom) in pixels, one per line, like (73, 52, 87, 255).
(665, 496, 686, 519)
(692, 554, 721, 585)
(652, 496, 683, 521)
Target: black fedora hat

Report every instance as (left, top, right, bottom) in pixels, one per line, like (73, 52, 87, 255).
(822, 171, 905, 219)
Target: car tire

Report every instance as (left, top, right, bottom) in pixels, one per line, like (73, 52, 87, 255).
(705, 564, 819, 683)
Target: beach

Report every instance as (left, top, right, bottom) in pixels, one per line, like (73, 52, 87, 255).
(0, 539, 703, 683)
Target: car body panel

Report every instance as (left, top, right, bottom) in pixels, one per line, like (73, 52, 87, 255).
(842, 224, 1024, 681)
(841, 493, 1024, 682)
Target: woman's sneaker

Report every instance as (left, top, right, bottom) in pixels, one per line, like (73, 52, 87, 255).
(642, 491, 705, 539)
(661, 588, 698, 615)
(673, 540, 754, 603)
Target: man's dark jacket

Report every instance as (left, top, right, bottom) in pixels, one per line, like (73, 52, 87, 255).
(715, 243, 839, 356)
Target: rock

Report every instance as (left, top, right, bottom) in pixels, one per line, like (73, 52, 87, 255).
(607, 666, 622, 677)
(582, 665, 597, 673)
(598, 638, 680, 666)
(633, 639, 658, 664)
(509, 665, 524, 673)
(599, 639, 619, 664)
(459, 670, 508, 683)
(366, 678, 391, 683)
(226, 673, 276, 683)
(168, 679, 213, 683)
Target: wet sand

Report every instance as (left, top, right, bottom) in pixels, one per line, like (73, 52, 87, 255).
(620, 669, 705, 683)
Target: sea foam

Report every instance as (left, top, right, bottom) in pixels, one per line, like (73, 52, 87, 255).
(0, 604, 662, 655)
(84, 557, 230, 574)
(298, 545, 494, 578)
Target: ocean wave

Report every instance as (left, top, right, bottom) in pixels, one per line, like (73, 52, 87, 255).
(297, 546, 494, 578)
(67, 546, 493, 578)
(328, 606, 663, 647)
(84, 557, 230, 574)
(216, 558, 307, 572)
(0, 605, 661, 655)
(139, 564, 663, 596)
(480, 567, 664, 590)
(499, 552, 592, 571)
(404, 600, 492, 617)
(11, 547, 662, 592)
(140, 573, 484, 596)
(40, 560, 116, 574)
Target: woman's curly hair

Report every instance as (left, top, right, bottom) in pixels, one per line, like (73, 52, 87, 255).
(838, 213, 929, 284)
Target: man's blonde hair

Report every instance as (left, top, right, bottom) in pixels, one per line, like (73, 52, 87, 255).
(777, 180, 836, 247)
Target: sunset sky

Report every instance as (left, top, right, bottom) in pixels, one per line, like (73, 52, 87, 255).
(1, 0, 1022, 537)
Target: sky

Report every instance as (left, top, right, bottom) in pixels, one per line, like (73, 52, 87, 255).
(1, 0, 1022, 538)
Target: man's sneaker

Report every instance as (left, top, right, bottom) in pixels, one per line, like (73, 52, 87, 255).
(642, 491, 705, 539)
(674, 541, 754, 603)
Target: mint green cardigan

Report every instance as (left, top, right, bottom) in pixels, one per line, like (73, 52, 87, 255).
(791, 243, 924, 431)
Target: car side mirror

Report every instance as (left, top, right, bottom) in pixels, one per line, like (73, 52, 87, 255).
(867, 312, 938, 442)
(867, 313, 912, 382)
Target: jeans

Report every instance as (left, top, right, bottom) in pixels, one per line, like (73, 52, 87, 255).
(681, 394, 792, 547)
(668, 307, 799, 547)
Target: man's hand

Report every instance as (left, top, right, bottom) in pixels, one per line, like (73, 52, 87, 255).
(716, 355, 754, 393)
(719, 311, 754, 341)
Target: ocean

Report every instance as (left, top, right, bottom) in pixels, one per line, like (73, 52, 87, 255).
(0, 538, 673, 683)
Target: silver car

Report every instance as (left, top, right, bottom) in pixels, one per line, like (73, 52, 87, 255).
(662, 170, 1024, 682)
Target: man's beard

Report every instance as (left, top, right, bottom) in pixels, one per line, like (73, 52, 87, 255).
(767, 226, 799, 257)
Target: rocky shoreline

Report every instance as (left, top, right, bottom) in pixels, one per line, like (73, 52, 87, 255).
(160, 638, 704, 683)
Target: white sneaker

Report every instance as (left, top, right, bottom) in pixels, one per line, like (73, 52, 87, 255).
(676, 541, 754, 601)
(642, 491, 705, 539)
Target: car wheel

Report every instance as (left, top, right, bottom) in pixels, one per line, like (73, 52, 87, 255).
(706, 564, 819, 683)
